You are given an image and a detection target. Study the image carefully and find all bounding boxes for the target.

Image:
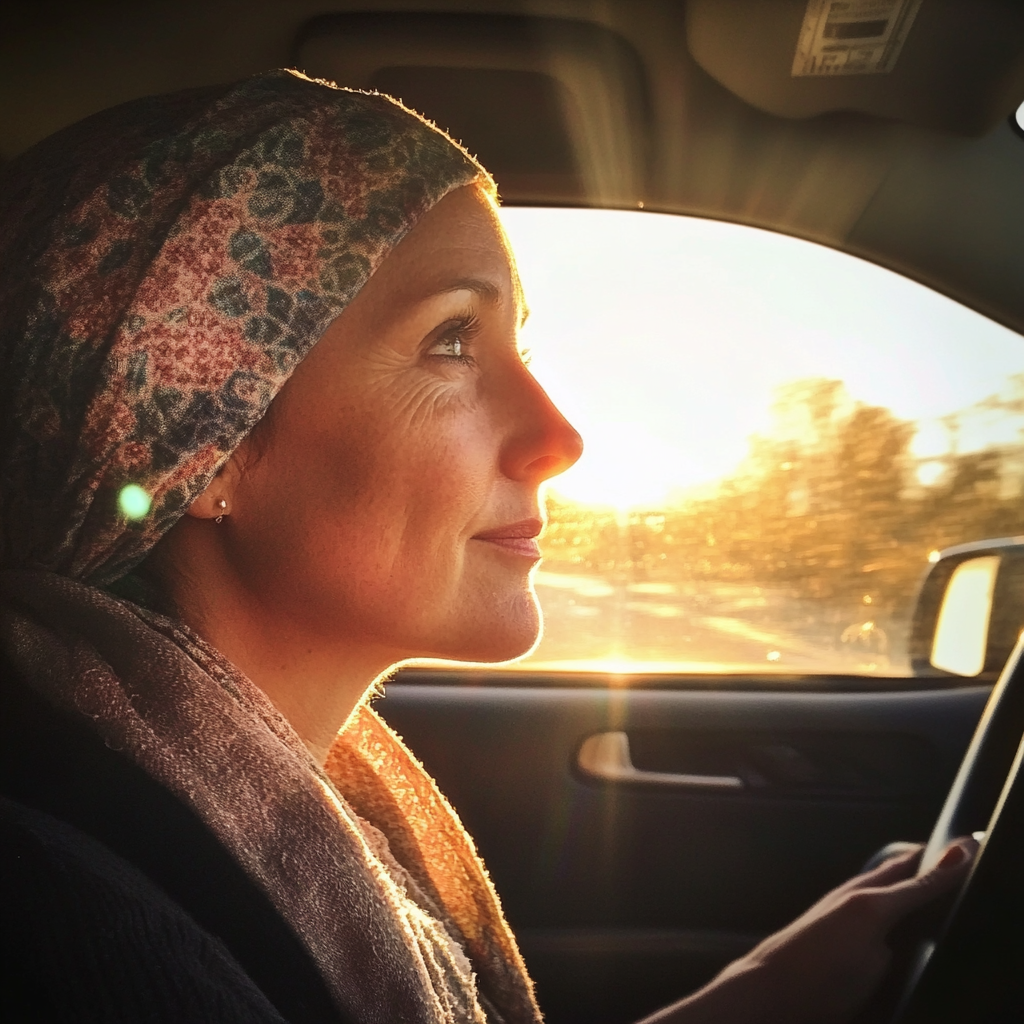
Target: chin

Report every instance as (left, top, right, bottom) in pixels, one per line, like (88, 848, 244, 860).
(429, 596, 542, 664)
(457, 622, 541, 665)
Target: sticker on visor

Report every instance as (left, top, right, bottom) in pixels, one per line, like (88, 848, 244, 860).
(792, 0, 923, 77)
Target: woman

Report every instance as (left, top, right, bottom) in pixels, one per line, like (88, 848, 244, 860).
(0, 70, 972, 1023)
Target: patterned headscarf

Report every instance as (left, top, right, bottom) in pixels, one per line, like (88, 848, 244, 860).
(0, 71, 543, 1024)
(0, 68, 491, 584)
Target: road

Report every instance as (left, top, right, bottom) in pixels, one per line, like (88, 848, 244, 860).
(523, 570, 904, 675)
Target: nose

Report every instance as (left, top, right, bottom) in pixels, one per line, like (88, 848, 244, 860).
(499, 365, 584, 485)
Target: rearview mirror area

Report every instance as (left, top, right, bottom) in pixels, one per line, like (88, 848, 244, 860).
(911, 541, 1024, 680)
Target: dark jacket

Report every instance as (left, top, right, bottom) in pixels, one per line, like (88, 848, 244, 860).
(0, 664, 346, 1023)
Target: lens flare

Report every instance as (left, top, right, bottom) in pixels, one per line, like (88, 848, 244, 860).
(118, 484, 151, 520)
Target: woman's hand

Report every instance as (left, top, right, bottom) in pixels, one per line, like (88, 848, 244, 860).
(642, 837, 977, 1024)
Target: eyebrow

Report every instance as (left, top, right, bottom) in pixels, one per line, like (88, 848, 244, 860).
(445, 277, 502, 302)
(435, 277, 530, 326)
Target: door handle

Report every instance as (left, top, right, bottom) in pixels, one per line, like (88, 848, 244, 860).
(577, 731, 745, 790)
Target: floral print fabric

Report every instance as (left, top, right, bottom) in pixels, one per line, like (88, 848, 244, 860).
(0, 69, 490, 584)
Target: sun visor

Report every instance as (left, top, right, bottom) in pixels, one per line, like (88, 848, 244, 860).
(686, 0, 1024, 135)
(294, 13, 652, 206)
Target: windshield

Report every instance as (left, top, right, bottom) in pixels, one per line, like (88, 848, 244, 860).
(492, 207, 1024, 676)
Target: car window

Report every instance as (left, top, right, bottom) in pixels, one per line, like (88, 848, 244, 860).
(476, 207, 1024, 678)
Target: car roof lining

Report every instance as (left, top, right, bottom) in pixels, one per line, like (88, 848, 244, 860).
(4, 1, 1024, 336)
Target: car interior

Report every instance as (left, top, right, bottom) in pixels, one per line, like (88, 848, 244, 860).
(5, 1, 1024, 1021)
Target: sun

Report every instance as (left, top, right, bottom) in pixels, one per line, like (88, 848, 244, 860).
(543, 419, 681, 510)
(523, 338, 724, 512)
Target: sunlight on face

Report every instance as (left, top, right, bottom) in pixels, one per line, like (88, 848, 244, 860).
(203, 187, 580, 676)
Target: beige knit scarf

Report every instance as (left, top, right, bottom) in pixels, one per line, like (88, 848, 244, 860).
(0, 569, 542, 1024)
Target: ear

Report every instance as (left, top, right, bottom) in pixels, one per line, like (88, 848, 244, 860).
(185, 453, 245, 521)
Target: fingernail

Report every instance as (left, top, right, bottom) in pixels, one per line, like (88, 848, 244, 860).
(938, 843, 966, 869)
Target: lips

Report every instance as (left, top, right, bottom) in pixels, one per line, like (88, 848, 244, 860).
(472, 517, 544, 558)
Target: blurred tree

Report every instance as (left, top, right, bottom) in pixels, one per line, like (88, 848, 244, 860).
(540, 376, 1024, 668)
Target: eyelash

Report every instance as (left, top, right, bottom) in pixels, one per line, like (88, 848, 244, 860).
(428, 314, 480, 366)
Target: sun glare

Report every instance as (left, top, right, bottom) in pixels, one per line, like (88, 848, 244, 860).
(482, 207, 1024, 676)
(500, 207, 1024, 509)
(545, 419, 681, 510)
(118, 484, 151, 520)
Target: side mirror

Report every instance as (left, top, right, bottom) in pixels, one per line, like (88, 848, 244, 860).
(911, 539, 1024, 680)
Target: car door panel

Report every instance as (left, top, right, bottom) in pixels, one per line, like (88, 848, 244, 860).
(380, 677, 989, 1023)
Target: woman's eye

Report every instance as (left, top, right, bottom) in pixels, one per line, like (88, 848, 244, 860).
(429, 335, 469, 360)
(426, 316, 479, 364)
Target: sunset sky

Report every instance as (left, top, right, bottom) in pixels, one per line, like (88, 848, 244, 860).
(500, 208, 1024, 509)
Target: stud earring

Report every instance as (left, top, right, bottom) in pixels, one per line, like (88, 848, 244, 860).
(215, 499, 227, 525)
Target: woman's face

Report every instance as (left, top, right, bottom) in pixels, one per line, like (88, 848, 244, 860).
(221, 184, 582, 665)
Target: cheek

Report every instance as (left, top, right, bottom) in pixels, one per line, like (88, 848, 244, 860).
(226, 415, 384, 609)
(231, 399, 500, 637)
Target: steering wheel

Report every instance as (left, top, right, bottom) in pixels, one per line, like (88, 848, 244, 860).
(888, 634, 1024, 1021)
